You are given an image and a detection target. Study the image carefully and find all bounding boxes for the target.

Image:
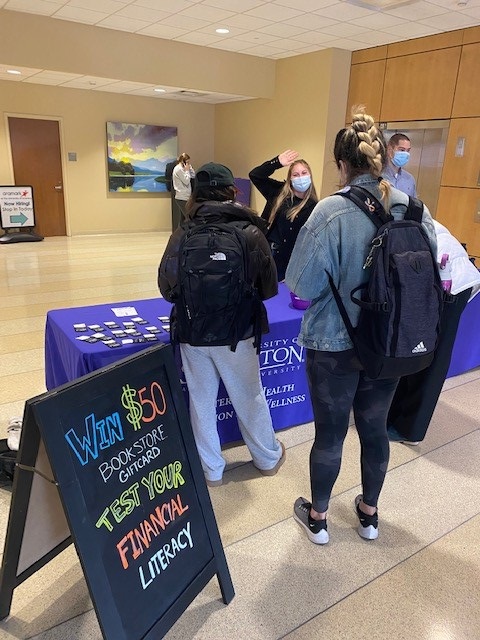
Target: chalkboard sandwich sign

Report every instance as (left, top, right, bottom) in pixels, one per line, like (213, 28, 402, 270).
(0, 343, 233, 639)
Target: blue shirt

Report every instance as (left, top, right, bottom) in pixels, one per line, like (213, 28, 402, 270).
(383, 163, 417, 197)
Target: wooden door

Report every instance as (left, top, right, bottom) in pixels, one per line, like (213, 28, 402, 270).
(8, 117, 66, 237)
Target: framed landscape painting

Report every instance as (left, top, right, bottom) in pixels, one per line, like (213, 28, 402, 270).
(106, 121, 177, 193)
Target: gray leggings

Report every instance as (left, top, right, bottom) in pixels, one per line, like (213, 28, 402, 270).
(306, 348, 398, 513)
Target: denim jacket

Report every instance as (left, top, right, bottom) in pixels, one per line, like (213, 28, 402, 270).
(285, 175, 437, 352)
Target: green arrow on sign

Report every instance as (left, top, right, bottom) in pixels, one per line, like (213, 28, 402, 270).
(10, 212, 28, 225)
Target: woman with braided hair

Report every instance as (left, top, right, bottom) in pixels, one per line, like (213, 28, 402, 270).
(286, 107, 437, 544)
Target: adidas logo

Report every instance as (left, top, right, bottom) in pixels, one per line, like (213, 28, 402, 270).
(412, 341, 427, 353)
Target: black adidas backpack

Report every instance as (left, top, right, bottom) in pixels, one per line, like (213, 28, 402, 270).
(172, 220, 262, 352)
(329, 185, 443, 380)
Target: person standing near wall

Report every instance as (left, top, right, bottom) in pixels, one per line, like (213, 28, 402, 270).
(172, 153, 195, 227)
(384, 133, 417, 197)
(249, 150, 318, 281)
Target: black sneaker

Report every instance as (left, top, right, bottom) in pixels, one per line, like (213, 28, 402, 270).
(293, 497, 329, 544)
(354, 495, 378, 540)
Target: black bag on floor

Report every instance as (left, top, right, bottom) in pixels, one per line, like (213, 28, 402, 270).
(0, 439, 17, 482)
(330, 186, 443, 380)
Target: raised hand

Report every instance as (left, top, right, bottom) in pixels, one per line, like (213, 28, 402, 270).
(278, 149, 300, 167)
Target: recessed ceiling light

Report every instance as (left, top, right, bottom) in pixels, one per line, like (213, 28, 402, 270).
(7, 69, 21, 75)
(154, 88, 166, 93)
(215, 28, 230, 34)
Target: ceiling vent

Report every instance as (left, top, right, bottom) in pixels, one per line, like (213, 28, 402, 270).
(173, 90, 208, 98)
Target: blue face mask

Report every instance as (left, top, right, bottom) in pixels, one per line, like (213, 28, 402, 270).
(291, 175, 311, 193)
(392, 150, 410, 168)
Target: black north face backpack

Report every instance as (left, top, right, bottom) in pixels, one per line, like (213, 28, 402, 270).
(172, 220, 262, 352)
(329, 185, 443, 380)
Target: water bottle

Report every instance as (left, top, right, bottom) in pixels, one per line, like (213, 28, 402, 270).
(439, 253, 452, 293)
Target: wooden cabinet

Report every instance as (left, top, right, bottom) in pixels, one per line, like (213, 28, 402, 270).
(442, 118, 480, 188)
(436, 186, 480, 257)
(345, 59, 386, 123)
(452, 43, 480, 118)
(381, 47, 461, 121)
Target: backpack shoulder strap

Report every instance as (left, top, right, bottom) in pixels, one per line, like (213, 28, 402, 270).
(405, 195, 424, 223)
(335, 185, 392, 229)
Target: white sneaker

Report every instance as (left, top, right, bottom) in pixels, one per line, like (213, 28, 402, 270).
(7, 417, 22, 451)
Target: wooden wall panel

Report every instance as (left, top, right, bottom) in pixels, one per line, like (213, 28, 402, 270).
(387, 30, 463, 57)
(345, 59, 386, 123)
(442, 118, 480, 188)
(381, 47, 461, 121)
(452, 43, 480, 118)
(463, 25, 480, 45)
(351, 46, 387, 64)
(436, 187, 480, 257)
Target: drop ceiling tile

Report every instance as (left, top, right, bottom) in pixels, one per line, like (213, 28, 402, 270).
(114, 5, 171, 22)
(136, 23, 189, 38)
(27, 70, 84, 82)
(286, 13, 339, 29)
(274, 0, 337, 10)
(132, 0, 191, 10)
(384, 0, 450, 19)
(350, 12, 408, 29)
(179, 4, 236, 21)
(245, 2, 303, 21)
(289, 30, 338, 45)
(59, 75, 118, 88)
(175, 32, 223, 45)
(94, 80, 150, 92)
(320, 22, 371, 37)
(68, 0, 128, 11)
(419, 11, 479, 28)
(209, 38, 257, 52)
(257, 22, 307, 37)
(241, 42, 290, 56)
(159, 13, 211, 30)
(4, 0, 63, 15)
(0, 66, 42, 81)
(235, 31, 280, 44)
(216, 13, 273, 30)
(462, 6, 480, 18)
(52, 5, 109, 24)
(202, 0, 265, 10)
(97, 15, 151, 31)
(381, 21, 438, 37)
(351, 29, 401, 45)
(314, 3, 373, 20)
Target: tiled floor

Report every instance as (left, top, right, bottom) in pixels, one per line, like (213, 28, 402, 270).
(0, 234, 479, 640)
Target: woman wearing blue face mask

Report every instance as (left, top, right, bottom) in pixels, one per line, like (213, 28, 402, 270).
(384, 133, 417, 197)
(249, 150, 318, 281)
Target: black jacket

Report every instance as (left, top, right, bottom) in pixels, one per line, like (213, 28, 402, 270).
(249, 157, 317, 280)
(158, 200, 278, 338)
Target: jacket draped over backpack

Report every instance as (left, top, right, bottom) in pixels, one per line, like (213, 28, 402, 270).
(285, 175, 437, 353)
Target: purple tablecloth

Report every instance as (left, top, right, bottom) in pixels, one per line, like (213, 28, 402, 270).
(446, 291, 480, 378)
(44, 283, 480, 444)
(44, 283, 313, 444)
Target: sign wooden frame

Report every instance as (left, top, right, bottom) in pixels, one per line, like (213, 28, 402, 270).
(0, 343, 234, 639)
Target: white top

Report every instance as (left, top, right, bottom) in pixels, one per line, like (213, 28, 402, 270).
(434, 220, 480, 301)
(172, 163, 195, 201)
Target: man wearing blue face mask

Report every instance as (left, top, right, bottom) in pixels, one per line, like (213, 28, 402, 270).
(384, 133, 417, 197)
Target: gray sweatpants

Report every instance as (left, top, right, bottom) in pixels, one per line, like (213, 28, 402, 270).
(180, 339, 282, 482)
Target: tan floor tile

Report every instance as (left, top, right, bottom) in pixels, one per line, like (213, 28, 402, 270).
(284, 514, 480, 640)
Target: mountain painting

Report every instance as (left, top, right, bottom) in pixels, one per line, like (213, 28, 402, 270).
(106, 121, 178, 193)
